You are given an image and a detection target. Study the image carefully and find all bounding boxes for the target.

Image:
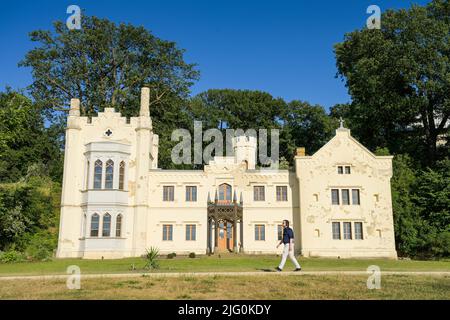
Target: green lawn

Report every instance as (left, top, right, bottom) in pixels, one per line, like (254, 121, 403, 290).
(1, 254, 449, 276)
(1, 275, 449, 300)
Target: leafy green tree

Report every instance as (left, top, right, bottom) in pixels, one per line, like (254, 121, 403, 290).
(334, 0, 450, 165)
(284, 100, 335, 159)
(20, 15, 199, 119)
(0, 91, 63, 182)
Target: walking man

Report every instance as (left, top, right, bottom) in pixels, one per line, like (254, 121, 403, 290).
(276, 220, 301, 271)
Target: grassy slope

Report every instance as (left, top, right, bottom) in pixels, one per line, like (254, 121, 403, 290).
(0, 275, 449, 299)
(1, 255, 449, 276)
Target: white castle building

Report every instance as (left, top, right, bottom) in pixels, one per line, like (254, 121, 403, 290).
(56, 88, 398, 259)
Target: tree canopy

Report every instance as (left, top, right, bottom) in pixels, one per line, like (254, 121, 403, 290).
(334, 0, 450, 165)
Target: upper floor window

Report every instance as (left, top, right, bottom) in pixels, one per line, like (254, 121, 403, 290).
(186, 186, 197, 202)
(254, 186, 265, 201)
(116, 214, 123, 237)
(119, 161, 125, 190)
(86, 161, 90, 189)
(105, 160, 114, 189)
(342, 189, 350, 205)
(102, 213, 111, 237)
(94, 160, 103, 189)
(331, 189, 340, 205)
(255, 224, 265, 241)
(338, 166, 351, 174)
(352, 189, 360, 205)
(276, 186, 288, 201)
(219, 184, 232, 202)
(90, 213, 100, 237)
(163, 186, 175, 202)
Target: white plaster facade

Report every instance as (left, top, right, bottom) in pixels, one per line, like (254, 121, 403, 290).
(56, 89, 397, 259)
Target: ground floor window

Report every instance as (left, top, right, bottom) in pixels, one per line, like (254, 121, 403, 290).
(163, 224, 173, 241)
(186, 224, 196, 241)
(277, 224, 283, 240)
(343, 222, 352, 240)
(332, 222, 341, 240)
(255, 224, 265, 241)
(354, 222, 363, 240)
(90, 214, 99, 237)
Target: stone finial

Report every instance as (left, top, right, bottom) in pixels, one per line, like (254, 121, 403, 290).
(69, 98, 80, 116)
(296, 147, 306, 157)
(140, 87, 150, 117)
(339, 117, 345, 129)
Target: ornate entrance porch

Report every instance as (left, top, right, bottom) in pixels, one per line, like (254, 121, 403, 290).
(207, 192, 243, 253)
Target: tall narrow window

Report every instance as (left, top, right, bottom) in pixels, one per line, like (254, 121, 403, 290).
(219, 184, 232, 202)
(342, 189, 350, 205)
(94, 160, 103, 189)
(186, 224, 196, 241)
(352, 189, 360, 205)
(277, 224, 283, 241)
(355, 222, 363, 240)
(331, 189, 340, 205)
(90, 214, 100, 237)
(332, 222, 341, 240)
(345, 166, 351, 174)
(102, 213, 111, 237)
(255, 225, 265, 241)
(105, 160, 114, 189)
(163, 186, 175, 201)
(163, 225, 173, 241)
(186, 186, 197, 202)
(337, 166, 344, 174)
(276, 186, 288, 201)
(253, 186, 265, 201)
(116, 214, 123, 237)
(343, 222, 352, 240)
(86, 161, 90, 189)
(119, 161, 125, 190)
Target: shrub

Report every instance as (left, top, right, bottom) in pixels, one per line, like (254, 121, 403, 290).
(143, 247, 160, 270)
(0, 249, 26, 263)
(24, 231, 56, 261)
(167, 253, 175, 259)
(189, 252, 196, 259)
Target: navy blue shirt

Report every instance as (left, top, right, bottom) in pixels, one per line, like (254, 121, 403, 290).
(282, 227, 294, 244)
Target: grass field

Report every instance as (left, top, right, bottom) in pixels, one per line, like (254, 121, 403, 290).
(0, 274, 449, 300)
(1, 255, 450, 276)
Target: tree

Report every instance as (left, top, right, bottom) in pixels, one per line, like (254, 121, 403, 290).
(20, 15, 199, 119)
(0, 90, 63, 182)
(334, 0, 450, 165)
(284, 101, 335, 159)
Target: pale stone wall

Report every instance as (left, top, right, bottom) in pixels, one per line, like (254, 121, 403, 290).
(57, 90, 397, 259)
(295, 128, 397, 259)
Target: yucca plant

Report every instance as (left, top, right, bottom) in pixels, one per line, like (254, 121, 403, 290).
(143, 247, 160, 270)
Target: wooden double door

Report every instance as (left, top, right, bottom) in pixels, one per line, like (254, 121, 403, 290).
(217, 221, 234, 252)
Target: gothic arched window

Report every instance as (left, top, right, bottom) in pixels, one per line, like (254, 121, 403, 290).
(116, 214, 123, 237)
(105, 160, 114, 189)
(90, 213, 100, 237)
(102, 213, 111, 237)
(119, 161, 125, 190)
(219, 184, 232, 202)
(93, 160, 103, 189)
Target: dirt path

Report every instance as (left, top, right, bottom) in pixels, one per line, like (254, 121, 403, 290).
(1, 270, 449, 281)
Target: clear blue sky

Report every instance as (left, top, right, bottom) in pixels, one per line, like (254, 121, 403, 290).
(0, 0, 429, 111)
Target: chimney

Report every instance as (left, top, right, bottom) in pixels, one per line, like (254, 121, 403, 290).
(69, 98, 80, 116)
(296, 147, 306, 157)
(140, 87, 150, 117)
